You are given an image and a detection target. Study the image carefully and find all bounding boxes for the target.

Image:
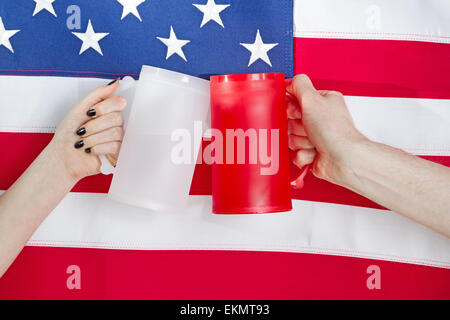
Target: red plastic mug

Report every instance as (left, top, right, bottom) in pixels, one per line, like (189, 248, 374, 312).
(210, 73, 308, 214)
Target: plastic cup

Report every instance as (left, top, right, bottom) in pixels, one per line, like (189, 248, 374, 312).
(210, 73, 306, 214)
(108, 66, 210, 211)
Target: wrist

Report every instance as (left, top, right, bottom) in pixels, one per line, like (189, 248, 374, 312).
(41, 141, 79, 189)
(327, 133, 371, 188)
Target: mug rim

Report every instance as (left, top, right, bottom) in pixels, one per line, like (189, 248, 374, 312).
(140, 65, 210, 92)
(210, 72, 285, 83)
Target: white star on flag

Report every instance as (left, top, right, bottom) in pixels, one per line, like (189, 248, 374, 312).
(72, 20, 109, 56)
(117, 0, 145, 22)
(193, 0, 230, 28)
(0, 17, 20, 53)
(240, 29, 279, 67)
(157, 26, 191, 62)
(32, 0, 57, 17)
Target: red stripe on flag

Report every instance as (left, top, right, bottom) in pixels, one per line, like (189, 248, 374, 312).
(294, 38, 450, 99)
(0, 246, 449, 299)
(1, 132, 449, 210)
(0, 132, 113, 193)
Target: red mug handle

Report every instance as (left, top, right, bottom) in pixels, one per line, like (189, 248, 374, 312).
(291, 164, 310, 190)
(285, 78, 310, 190)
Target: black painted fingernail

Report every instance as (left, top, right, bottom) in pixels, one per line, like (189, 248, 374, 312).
(87, 109, 96, 117)
(85, 148, 91, 154)
(74, 140, 84, 149)
(76, 127, 86, 136)
(107, 78, 120, 86)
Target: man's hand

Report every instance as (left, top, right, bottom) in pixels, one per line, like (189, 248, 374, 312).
(286, 74, 450, 237)
(286, 74, 365, 185)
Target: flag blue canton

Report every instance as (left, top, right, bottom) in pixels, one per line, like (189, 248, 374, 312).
(0, 0, 293, 80)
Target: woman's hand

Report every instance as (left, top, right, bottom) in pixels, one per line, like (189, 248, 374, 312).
(0, 79, 127, 277)
(47, 79, 126, 182)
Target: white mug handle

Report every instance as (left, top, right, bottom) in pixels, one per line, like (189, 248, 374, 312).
(99, 76, 136, 175)
(100, 155, 116, 175)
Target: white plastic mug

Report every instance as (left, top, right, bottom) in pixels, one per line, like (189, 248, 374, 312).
(99, 75, 137, 175)
(107, 66, 210, 211)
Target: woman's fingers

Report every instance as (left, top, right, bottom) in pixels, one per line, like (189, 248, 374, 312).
(288, 119, 307, 136)
(77, 112, 124, 137)
(289, 134, 314, 150)
(89, 141, 122, 157)
(293, 148, 317, 168)
(87, 95, 127, 119)
(77, 79, 120, 112)
(80, 126, 124, 149)
(69, 81, 122, 127)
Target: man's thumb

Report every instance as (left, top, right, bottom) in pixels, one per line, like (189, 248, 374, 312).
(287, 74, 316, 100)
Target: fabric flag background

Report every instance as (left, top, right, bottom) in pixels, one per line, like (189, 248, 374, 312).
(0, 0, 449, 299)
(0, 0, 293, 78)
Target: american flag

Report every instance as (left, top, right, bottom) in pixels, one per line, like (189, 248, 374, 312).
(0, 0, 449, 299)
(0, 0, 292, 78)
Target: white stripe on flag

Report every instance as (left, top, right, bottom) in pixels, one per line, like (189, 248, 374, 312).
(1, 75, 449, 156)
(347, 96, 450, 156)
(12, 191, 447, 268)
(0, 76, 107, 133)
(294, 0, 450, 43)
